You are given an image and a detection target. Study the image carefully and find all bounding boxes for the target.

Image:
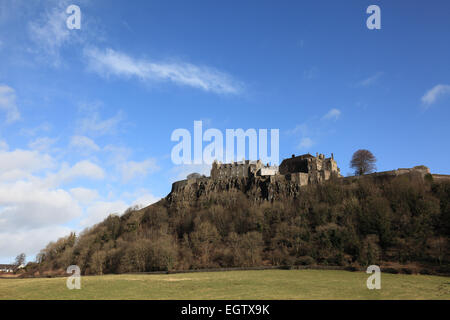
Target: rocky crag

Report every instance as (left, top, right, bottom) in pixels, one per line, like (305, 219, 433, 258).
(167, 163, 436, 207)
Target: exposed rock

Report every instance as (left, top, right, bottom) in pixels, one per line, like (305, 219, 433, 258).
(167, 164, 433, 208)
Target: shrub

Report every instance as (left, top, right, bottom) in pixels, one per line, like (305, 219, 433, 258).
(381, 267, 399, 274)
(295, 256, 315, 266)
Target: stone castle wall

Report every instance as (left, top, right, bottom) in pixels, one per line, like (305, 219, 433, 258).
(211, 159, 279, 179)
(278, 153, 341, 186)
(209, 153, 340, 186)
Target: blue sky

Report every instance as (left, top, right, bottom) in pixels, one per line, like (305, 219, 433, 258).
(0, 0, 449, 263)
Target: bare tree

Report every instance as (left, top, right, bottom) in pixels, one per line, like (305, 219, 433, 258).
(15, 253, 26, 267)
(350, 149, 376, 175)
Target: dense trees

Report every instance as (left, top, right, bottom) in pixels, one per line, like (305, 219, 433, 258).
(350, 149, 377, 175)
(33, 176, 449, 276)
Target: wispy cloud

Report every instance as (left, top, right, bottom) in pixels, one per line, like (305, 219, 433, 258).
(70, 135, 100, 152)
(356, 72, 383, 87)
(322, 108, 341, 121)
(77, 110, 124, 137)
(287, 123, 314, 151)
(120, 158, 159, 183)
(287, 123, 308, 136)
(0, 85, 20, 123)
(43, 160, 105, 188)
(27, 1, 73, 66)
(84, 47, 243, 94)
(421, 84, 450, 108)
(28, 137, 58, 152)
(298, 137, 314, 150)
(20, 122, 52, 137)
(289, 108, 342, 151)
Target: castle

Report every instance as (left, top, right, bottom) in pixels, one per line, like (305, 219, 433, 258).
(170, 152, 442, 200)
(209, 152, 341, 186)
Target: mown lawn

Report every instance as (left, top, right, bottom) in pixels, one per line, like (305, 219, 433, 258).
(0, 269, 449, 300)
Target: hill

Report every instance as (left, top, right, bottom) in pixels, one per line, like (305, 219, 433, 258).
(27, 171, 450, 277)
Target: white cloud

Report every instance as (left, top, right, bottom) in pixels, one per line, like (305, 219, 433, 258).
(298, 137, 314, 150)
(56, 160, 105, 184)
(131, 193, 159, 208)
(80, 190, 159, 227)
(322, 108, 341, 121)
(27, 2, 72, 66)
(287, 124, 314, 150)
(0, 181, 82, 230)
(66, 160, 105, 180)
(0, 147, 87, 263)
(20, 122, 52, 137)
(0, 141, 161, 263)
(0, 226, 73, 263)
(421, 84, 450, 107)
(356, 72, 383, 87)
(103, 144, 133, 167)
(81, 200, 128, 227)
(70, 187, 99, 205)
(0, 149, 54, 178)
(28, 137, 58, 152)
(84, 47, 242, 94)
(70, 135, 100, 152)
(120, 158, 159, 182)
(41, 160, 105, 189)
(0, 148, 105, 263)
(0, 85, 20, 123)
(77, 111, 123, 136)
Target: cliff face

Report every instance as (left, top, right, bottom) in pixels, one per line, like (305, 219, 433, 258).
(167, 175, 313, 207)
(166, 166, 436, 207)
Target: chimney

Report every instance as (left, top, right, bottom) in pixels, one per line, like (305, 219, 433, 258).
(292, 154, 295, 158)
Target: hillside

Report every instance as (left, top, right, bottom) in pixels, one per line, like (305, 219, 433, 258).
(29, 171, 450, 276)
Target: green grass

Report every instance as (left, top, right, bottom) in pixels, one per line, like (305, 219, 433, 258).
(0, 269, 449, 300)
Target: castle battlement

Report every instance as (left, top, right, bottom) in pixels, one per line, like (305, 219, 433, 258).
(211, 159, 273, 179)
(209, 152, 340, 186)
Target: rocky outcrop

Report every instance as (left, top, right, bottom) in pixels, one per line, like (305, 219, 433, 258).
(166, 166, 433, 208)
(166, 174, 310, 207)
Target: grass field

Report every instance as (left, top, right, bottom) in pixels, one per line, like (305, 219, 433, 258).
(0, 269, 449, 300)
